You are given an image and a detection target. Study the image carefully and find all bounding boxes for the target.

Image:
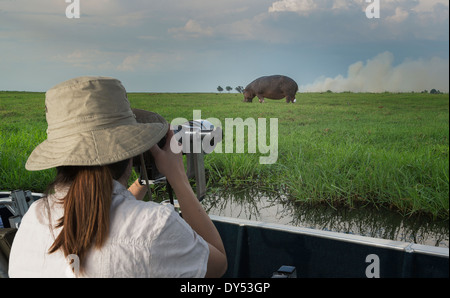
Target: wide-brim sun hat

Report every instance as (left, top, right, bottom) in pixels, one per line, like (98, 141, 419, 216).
(26, 76, 169, 171)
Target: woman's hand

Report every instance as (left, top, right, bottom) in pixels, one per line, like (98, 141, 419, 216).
(149, 129, 188, 190)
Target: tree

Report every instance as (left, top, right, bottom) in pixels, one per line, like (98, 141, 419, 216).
(226, 86, 232, 93)
(235, 86, 244, 93)
(217, 86, 223, 93)
(430, 89, 441, 94)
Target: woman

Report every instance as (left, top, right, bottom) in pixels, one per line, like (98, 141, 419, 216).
(8, 76, 227, 278)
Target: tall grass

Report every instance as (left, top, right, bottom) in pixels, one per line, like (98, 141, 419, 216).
(1, 91, 448, 219)
(0, 92, 56, 191)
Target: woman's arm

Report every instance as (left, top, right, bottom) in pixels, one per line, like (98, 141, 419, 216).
(128, 179, 148, 201)
(150, 130, 227, 278)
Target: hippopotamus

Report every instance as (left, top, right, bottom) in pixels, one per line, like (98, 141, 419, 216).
(243, 75, 299, 103)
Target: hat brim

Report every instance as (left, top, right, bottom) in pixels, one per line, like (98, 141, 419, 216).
(26, 110, 169, 171)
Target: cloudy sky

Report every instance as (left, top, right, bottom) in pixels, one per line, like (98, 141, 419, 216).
(0, 0, 448, 92)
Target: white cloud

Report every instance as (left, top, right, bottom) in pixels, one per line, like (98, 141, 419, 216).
(53, 49, 111, 69)
(381, 0, 449, 23)
(332, 0, 357, 11)
(301, 52, 449, 93)
(117, 54, 142, 71)
(169, 19, 214, 39)
(386, 7, 409, 23)
(413, 0, 449, 13)
(268, 0, 365, 14)
(266, 0, 448, 23)
(117, 52, 183, 72)
(0, 0, 124, 16)
(269, 0, 318, 15)
(53, 49, 184, 72)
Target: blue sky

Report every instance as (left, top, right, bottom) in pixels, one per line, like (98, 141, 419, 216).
(0, 0, 448, 92)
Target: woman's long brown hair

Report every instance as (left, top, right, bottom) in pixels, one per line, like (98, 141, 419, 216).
(47, 160, 130, 271)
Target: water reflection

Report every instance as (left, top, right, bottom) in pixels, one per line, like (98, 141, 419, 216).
(202, 188, 449, 248)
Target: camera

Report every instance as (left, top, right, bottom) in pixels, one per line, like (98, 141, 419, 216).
(132, 120, 222, 201)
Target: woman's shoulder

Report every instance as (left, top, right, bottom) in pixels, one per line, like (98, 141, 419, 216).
(111, 181, 173, 216)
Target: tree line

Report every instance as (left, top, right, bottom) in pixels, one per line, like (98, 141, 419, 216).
(217, 86, 244, 93)
(421, 89, 444, 94)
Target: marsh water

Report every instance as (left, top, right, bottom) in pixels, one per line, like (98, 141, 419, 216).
(201, 188, 449, 248)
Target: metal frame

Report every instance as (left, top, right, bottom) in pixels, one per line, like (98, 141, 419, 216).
(0, 191, 42, 228)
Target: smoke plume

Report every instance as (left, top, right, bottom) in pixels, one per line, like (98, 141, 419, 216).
(301, 52, 449, 93)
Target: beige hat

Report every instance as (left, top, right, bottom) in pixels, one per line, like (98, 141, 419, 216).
(26, 76, 169, 171)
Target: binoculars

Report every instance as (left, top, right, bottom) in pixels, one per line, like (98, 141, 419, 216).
(133, 120, 222, 201)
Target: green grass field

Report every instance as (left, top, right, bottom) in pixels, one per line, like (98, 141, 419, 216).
(1, 91, 449, 219)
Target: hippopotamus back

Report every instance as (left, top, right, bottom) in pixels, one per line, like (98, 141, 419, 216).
(244, 75, 298, 103)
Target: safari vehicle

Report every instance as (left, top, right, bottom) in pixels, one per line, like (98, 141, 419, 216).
(1, 190, 448, 278)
